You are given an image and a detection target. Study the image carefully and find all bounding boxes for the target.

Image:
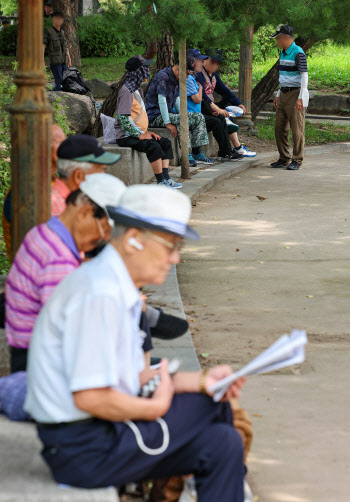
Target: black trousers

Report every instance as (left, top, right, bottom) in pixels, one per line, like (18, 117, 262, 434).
(38, 394, 244, 501)
(203, 114, 232, 157)
(50, 64, 66, 91)
(10, 346, 28, 373)
(117, 136, 173, 164)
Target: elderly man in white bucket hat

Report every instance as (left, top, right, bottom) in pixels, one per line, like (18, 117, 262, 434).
(25, 184, 246, 502)
(6, 173, 126, 374)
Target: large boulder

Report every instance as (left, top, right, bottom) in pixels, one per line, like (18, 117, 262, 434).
(308, 94, 350, 115)
(47, 91, 96, 134)
(85, 78, 112, 98)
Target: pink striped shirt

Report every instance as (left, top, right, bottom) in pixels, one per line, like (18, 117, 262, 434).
(6, 218, 81, 348)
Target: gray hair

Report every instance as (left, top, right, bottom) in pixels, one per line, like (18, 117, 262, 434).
(56, 158, 94, 179)
(111, 225, 128, 239)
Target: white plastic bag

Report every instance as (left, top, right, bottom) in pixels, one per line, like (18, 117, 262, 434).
(225, 105, 244, 117)
(101, 113, 117, 144)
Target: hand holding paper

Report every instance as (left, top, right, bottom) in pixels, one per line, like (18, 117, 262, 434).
(209, 330, 308, 402)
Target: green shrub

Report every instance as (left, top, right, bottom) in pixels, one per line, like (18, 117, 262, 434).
(0, 13, 141, 58)
(77, 13, 142, 58)
(0, 24, 17, 56)
(0, 18, 52, 57)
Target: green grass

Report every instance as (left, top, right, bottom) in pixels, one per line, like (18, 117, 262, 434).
(2, 43, 350, 90)
(222, 43, 350, 92)
(80, 55, 128, 82)
(258, 115, 350, 145)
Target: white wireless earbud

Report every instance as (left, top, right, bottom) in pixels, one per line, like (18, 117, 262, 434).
(128, 237, 144, 251)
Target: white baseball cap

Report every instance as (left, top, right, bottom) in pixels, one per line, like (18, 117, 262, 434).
(80, 173, 126, 226)
(107, 184, 199, 240)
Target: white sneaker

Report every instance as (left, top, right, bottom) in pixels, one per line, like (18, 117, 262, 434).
(167, 177, 183, 189)
(235, 145, 257, 157)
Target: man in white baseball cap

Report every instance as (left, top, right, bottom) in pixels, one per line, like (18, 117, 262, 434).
(25, 184, 246, 502)
(6, 173, 126, 373)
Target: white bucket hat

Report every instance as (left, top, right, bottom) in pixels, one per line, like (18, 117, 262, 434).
(80, 173, 126, 226)
(107, 184, 199, 240)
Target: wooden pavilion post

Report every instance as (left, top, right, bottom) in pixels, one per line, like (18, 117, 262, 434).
(8, 0, 52, 259)
(178, 39, 190, 178)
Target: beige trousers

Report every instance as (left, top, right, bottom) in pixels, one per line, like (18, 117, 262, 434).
(275, 88, 305, 165)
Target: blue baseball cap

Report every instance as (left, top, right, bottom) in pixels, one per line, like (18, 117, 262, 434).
(205, 49, 223, 62)
(186, 48, 208, 60)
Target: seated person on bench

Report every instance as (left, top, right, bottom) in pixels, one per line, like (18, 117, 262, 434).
(6, 138, 125, 374)
(2, 125, 67, 262)
(186, 48, 239, 162)
(115, 55, 181, 189)
(145, 64, 212, 167)
(25, 184, 246, 502)
(196, 49, 256, 158)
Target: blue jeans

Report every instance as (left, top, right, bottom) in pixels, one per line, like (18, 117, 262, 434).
(51, 63, 67, 91)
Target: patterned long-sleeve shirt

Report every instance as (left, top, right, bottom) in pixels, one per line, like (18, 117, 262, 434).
(117, 114, 142, 138)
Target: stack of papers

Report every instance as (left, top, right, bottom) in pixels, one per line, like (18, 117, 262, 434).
(210, 330, 308, 402)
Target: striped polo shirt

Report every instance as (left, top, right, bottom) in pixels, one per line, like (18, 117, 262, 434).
(279, 41, 308, 88)
(6, 217, 81, 349)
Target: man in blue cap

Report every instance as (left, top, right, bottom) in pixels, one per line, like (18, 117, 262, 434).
(25, 184, 246, 502)
(187, 48, 243, 162)
(197, 49, 256, 158)
(145, 64, 210, 167)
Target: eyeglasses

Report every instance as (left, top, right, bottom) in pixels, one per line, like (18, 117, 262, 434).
(143, 231, 185, 254)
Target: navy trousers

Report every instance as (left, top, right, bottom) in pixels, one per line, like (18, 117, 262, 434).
(51, 63, 66, 91)
(38, 393, 244, 502)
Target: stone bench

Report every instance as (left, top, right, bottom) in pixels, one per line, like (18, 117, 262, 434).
(0, 416, 118, 502)
(98, 131, 218, 186)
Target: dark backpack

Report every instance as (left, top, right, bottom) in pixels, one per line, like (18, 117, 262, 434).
(61, 67, 90, 95)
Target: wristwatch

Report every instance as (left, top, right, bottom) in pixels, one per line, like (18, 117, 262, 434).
(200, 368, 209, 394)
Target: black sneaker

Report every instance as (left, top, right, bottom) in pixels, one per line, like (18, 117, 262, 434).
(150, 309, 189, 340)
(270, 159, 288, 168)
(217, 153, 231, 162)
(286, 161, 300, 170)
(229, 151, 244, 161)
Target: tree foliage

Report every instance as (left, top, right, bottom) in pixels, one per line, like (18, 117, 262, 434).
(98, 0, 126, 12)
(0, 0, 17, 15)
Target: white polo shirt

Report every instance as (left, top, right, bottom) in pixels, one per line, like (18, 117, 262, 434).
(25, 244, 145, 423)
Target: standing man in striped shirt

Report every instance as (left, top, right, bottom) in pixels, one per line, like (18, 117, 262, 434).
(270, 25, 309, 171)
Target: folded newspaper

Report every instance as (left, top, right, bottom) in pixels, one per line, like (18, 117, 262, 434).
(210, 329, 308, 402)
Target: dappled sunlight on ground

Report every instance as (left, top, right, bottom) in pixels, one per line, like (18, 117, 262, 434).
(179, 152, 350, 502)
(194, 218, 285, 237)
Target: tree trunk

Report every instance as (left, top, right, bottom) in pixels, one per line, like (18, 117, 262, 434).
(51, 0, 81, 67)
(251, 37, 311, 121)
(141, 32, 174, 97)
(92, 40, 158, 138)
(156, 32, 174, 73)
(237, 25, 254, 130)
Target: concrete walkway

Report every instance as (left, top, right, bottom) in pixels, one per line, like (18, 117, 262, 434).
(178, 151, 350, 502)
